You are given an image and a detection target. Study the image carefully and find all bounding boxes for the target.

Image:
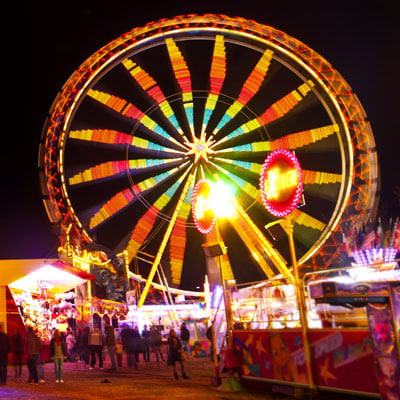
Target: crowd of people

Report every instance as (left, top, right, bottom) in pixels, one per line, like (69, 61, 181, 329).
(0, 321, 192, 385)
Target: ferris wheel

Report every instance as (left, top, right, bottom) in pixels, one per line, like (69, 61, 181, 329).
(39, 14, 378, 290)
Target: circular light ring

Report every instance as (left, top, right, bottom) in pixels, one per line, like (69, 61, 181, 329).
(191, 179, 216, 234)
(260, 149, 303, 217)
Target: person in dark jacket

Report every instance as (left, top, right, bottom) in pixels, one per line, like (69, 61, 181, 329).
(0, 322, 11, 385)
(26, 326, 40, 383)
(88, 327, 104, 369)
(81, 327, 90, 365)
(150, 325, 164, 362)
(104, 321, 117, 370)
(167, 329, 188, 380)
(120, 325, 138, 369)
(12, 328, 23, 377)
(179, 322, 190, 356)
(141, 325, 151, 362)
(50, 329, 66, 383)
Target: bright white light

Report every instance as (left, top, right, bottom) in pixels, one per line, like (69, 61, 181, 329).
(348, 266, 400, 282)
(209, 182, 236, 218)
(9, 264, 87, 294)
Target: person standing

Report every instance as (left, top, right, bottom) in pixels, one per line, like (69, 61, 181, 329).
(50, 329, 66, 383)
(81, 327, 90, 365)
(88, 327, 103, 369)
(121, 325, 137, 369)
(76, 329, 84, 362)
(0, 322, 11, 385)
(115, 336, 123, 368)
(150, 325, 164, 363)
(132, 326, 141, 364)
(12, 328, 23, 378)
(26, 326, 40, 384)
(167, 329, 188, 380)
(141, 325, 151, 362)
(179, 322, 190, 357)
(104, 321, 117, 370)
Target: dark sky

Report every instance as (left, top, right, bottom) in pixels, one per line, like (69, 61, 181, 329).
(2, 0, 399, 261)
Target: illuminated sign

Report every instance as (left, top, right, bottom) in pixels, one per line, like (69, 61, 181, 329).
(260, 149, 303, 217)
(191, 179, 216, 234)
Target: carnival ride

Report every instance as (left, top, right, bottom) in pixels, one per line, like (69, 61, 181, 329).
(38, 14, 378, 301)
(35, 14, 400, 397)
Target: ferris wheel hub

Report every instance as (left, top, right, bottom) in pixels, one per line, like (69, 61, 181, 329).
(186, 136, 214, 163)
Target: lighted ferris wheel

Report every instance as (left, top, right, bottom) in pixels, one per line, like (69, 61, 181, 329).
(39, 14, 378, 291)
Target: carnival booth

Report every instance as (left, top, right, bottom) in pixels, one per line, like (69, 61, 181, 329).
(231, 220, 400, 399)
(0, 258, 95, 362)
(308, 239, 400, 399)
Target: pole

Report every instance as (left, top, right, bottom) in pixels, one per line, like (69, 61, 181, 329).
(282, 215, 314, 390)
(215, 220, 244, 392)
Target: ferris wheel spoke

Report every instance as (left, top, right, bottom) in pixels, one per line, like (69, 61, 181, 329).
(200, 35, 226, 139)
(124, 172, 190, 262)
(88, 163, 190, 229)
(69, 128, 183, 155)
(231, 201, 292, 279)
(213, 123, 338, 153)
(168, 186, 194, 286)
(87, 89, 188, 151)
(292, 209, 326, 231)
(68, 157, 185, 186)
(302, 170, 342, 202)
(211, 48, 274, 137)
(213, 80, 315, 146)
(137, 170, 196, 307)
(208, 161, 260, 202)
(165, 38, 194, 140)
(122, 59, 188, 141)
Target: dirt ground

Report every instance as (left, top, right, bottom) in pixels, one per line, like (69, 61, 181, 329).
(0, 355, 362, 400)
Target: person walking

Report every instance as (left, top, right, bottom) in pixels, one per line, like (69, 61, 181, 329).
(0, 322, 11, 385)
(167, 329, 188, 380)
(26, 326, 40, 384)
(104, 321, 117, 370)
(66, 330, 77, 362)
(150, 325, 164, 363)
(88, 327, 104, 369)
(179, 322, 190, 357)
(12, 328, 23, 378)
(50, 329, 66, 383)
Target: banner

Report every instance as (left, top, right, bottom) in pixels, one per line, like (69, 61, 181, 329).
(234, 328, 378, 395)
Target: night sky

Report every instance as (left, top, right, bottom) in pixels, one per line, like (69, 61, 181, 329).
(2, 0, 399, 268)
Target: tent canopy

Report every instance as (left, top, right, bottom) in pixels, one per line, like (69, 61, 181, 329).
(0, 259, 94, 294)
